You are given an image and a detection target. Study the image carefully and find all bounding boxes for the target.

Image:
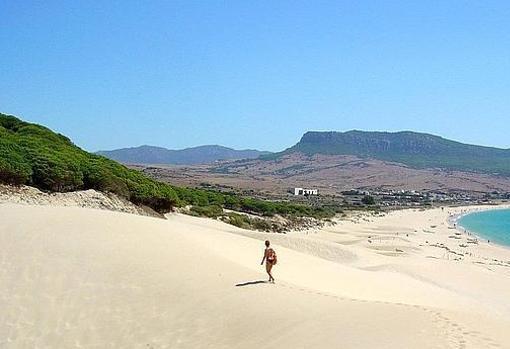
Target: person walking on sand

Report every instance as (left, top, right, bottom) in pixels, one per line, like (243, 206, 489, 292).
(261, 240, 277, 283)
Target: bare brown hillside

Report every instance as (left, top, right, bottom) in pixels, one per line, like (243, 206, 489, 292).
(134, 153, 510, 197)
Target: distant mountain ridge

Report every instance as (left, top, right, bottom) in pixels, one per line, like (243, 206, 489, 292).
(275, 130, 510, 176)
(97, 145, 271, 165)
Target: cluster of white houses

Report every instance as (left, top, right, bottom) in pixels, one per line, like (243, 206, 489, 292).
(293, 188, 318, 196)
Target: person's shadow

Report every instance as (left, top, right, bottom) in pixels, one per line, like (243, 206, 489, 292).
(235, 280, 267, 287)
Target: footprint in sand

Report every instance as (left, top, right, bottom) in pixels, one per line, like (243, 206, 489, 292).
(278, 281, 501, 349)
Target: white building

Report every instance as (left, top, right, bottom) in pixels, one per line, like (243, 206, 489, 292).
(294, 188, 318, 196)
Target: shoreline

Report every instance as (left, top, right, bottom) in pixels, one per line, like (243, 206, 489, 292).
(449, 204, 510, 249)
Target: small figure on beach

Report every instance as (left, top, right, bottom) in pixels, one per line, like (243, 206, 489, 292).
(261, 240, 277, 283)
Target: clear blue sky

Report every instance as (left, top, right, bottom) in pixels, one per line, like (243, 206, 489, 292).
(1, 1, 510, 152)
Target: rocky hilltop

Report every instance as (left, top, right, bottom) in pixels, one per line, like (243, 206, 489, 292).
(277, 130, 510, 176)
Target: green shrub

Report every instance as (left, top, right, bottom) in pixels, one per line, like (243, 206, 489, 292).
(0, 139, 32, 184)
(362, 195, 376, 205)
(222, 213, 273, 232)
(189, 205, 223, 218)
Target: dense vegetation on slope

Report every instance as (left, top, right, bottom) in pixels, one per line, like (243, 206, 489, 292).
(0, 113, 180, 212)
(0, 113, 333, 219)
(273, 131, 510, 176)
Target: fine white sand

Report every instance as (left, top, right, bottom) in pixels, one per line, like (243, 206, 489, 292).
(1, 203, 510, 348)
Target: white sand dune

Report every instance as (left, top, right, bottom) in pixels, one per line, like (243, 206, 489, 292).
(1, 203, 510, 348)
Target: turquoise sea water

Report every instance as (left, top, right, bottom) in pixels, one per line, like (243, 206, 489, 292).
(458, 209, 510, 247)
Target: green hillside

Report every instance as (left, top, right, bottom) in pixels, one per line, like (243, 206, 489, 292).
(276, 130, 510, 176)
(0, 113, 333, 218)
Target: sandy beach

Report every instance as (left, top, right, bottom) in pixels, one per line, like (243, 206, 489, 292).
(1, 202, 510, 348)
